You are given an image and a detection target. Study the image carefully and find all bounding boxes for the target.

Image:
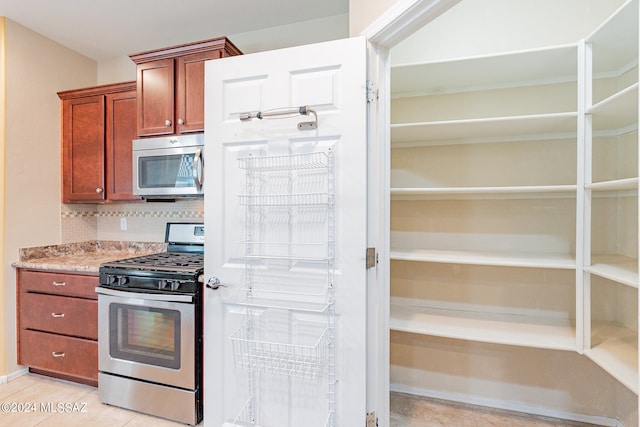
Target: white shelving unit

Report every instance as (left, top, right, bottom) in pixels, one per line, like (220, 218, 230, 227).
(390, 41, 581, 352)
(390, 2, 639, 397)
(229, 151, 337, 427)
(583, 0, 639, 395)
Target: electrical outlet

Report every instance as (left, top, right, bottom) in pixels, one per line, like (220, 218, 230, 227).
(120, 217, 127, 231)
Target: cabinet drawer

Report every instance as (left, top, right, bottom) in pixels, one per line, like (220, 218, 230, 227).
(20, 330, 97, 382)
(19, 270, 98, 299)
(21, 293, 97, 339)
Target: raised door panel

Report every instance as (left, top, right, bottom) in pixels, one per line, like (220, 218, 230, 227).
(62, 96, 105, 203)
(176, 50, 222, 134)
(106, 90, 142, 201)
(21, 293, 98, 339)
(20, 329, 98, 382)
(137, 58, 174, 136)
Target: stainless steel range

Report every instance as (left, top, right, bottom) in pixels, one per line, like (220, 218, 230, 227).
(96, 222, 204, 425)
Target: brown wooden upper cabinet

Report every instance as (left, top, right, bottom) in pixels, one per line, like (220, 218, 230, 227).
(58, 81, 141, 203)
(130, 37, 242, 137)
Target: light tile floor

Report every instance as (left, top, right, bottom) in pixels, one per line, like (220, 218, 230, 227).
(0, 374, 192, 427)
(0, 373, 599, 426)
(391, 392, 600, 427)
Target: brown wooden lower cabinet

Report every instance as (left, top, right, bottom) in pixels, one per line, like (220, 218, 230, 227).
(17, 269, 99, 386)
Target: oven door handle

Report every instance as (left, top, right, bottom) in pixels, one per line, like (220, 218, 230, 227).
(95, 287, 194, 303)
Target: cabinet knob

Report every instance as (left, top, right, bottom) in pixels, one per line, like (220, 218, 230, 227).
(178, 118, 185, 125)
(165, 119, 172, 127)
(96, 188, 103, 193)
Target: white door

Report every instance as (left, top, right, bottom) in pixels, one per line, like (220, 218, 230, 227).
(204, 37, 369, 427)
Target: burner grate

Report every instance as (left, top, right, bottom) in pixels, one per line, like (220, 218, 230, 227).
(104, 252, 204, 273)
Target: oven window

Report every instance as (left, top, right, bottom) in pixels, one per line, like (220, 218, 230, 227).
(109, 303, 181, 369)
(139, 154, 195, 188)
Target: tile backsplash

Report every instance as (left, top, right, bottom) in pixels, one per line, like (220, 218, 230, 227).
(61, 200, 204, 243)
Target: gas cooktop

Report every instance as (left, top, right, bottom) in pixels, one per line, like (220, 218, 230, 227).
(98, 223, 204, 294)
(102, 251, 203, 273)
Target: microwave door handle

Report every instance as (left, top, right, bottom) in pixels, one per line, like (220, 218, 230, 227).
(193, 148, 203, 190)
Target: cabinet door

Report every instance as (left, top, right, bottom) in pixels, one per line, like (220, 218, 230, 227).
(136, 58, 174, 136)
(62, 95, 105, 203)
(176, 50, 221, 134)
(106, 90, 142, 201)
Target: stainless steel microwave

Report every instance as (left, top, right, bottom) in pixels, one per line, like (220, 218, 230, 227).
(132, 134, 204, 199)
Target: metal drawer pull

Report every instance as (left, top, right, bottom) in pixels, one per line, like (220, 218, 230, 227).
(51, 352, 65, 358)
(51, 313, 65, 318)
(52, 281, 66, 287)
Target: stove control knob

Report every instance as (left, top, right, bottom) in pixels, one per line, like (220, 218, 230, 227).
(159, 279, 169, 290)
(116, 276, 128, 286)
(171, 281, 181, 291)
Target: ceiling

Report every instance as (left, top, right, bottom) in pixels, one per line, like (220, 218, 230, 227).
(0, 0, 349, 61)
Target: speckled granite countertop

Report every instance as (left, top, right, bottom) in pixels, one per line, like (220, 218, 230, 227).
(11, 241, 168, 274)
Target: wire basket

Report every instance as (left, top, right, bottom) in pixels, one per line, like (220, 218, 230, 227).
(238, 193, 332, 207)
(238, 152, 330, 172)
(230, 316, 328, 380)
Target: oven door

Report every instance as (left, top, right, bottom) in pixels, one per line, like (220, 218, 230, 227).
(133, 145, 204, 198)
(96, 287, 196, 390)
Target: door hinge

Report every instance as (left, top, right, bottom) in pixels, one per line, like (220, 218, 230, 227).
(366, 247, 377, 269)
(366, 411, 378, 427)
(366, 81, 377, 103)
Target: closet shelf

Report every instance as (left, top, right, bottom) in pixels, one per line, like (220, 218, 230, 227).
(586, 321, 638, 394)
(391, 112, 577, 144)
(586, 177, 639, 191)
(390, 299, 576, 351)
(586, 0, 639, 75)
(391, 185, 577, 200)
(390, 44, 578, 97)
(586, 255, 639, 288)
(390, 248, 575, 270)
(589, 82, 638, 130)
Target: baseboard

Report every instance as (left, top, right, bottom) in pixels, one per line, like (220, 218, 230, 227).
(0, 367, 29, 384)
(390, 383, 620, 427)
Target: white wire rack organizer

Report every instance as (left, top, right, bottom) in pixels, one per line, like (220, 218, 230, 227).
(230, 315, 328, 380)
(231, 149, 337, 427)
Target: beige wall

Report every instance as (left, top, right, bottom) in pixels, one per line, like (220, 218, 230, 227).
(349, 0, 399, 36)
(0, 17, 6, 377)
(3, 19, 96, 377)
(97, 13, 349, 85)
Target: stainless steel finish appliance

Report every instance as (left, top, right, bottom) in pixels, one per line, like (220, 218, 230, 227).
(96, 223, 204, 425)
(132, 134, 204, 199)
